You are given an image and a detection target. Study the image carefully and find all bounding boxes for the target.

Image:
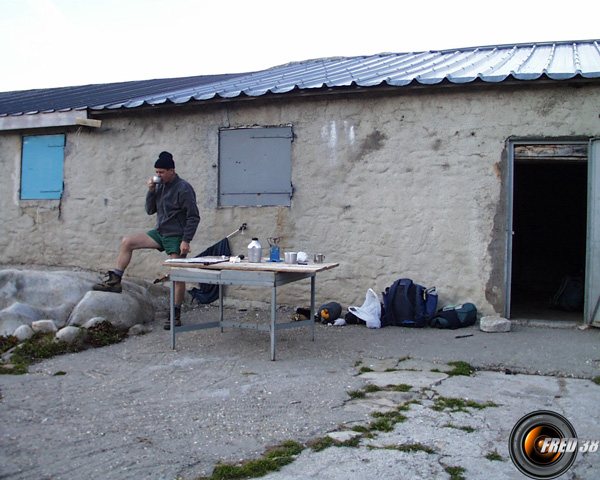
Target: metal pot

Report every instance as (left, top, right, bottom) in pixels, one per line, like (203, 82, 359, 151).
(284, 252, 297, 264)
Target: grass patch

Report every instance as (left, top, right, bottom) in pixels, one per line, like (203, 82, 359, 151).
(369, 418, 395, 432)
(369, 410, 407, 432)
(364, 385, 382, 393)
(0, 334, 20, 354)
(385, 443, 436, 454)
(86, 321, 127, 347)
(347, 389, 366, 399)
(389, 383, 411, 392)
(485, 451, 503, 461)
(397, 401, 419, 411)
(336, 436, 361, 448)
(446, 361, 476, 376)
(351, 425, 370, 434)
(593, 377, 600, 386)
(311, 436, 335, 452)
(359, 366, 374, 373)
(0, 321, 127, 375)
(444, 423, 475, 433)
(432, 396, 498, 412)
(201, 441, 304, 479)
(445, 466, 466, 480)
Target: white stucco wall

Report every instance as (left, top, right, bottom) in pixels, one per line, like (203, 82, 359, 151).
(1, 83, 599, 314)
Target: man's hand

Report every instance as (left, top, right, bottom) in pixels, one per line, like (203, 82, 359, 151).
(180, 241, 191, 255)
(148, 178, 156, 192)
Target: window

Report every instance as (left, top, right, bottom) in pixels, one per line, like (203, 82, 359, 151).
(218, 126, 293, 206)
(21, 134, 65, 200)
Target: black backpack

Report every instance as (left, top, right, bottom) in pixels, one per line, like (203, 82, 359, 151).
(381, 278, 438, 328)
(550, 275, 584, 312)
(188, 238, 231, 304)
(430, 303, 477, 329)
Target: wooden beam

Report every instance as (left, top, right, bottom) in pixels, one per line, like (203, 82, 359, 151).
(75, 118, 102, 128)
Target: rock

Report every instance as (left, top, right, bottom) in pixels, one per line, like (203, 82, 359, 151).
(56, 326, 87, 344)
(1, 346, 17, 364)
(0, 268, 158, 336)
(82, 317, 108, 329)
(128, 324, 153, 335)
(0, 302, 43, 335)
(327, 431, 363, 443)
(31, 319, 58, 334)
(13, 324, 34, 341)
(1, 302, 42, 322)
(67, 288, 155, 330)
(0, 269, 98, 332)
(0, 318, 25, 337)
(480, 315, 511, 333)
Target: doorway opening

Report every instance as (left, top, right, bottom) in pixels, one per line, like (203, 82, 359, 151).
(510, 143, 587, 321)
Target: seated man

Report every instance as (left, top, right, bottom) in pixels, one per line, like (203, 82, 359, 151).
(93, 151, 200, 329)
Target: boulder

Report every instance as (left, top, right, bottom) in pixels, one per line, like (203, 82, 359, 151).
(128, 324, 153, 336)
(31, 319, 58, 334)
(56, 326, 87, 344)
(0, 268, 159, 336)
(82, 317, 108, 329)
(13, 324, 34, 341)
(0, 318, 25, 337)
(480, 315, 511, 333)
(0, 269, 97, 333)
(67, 289, 154, 330)
(0, 302, 43, 335)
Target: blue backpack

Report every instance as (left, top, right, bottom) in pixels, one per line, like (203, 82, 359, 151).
(381, 278, 438, 328)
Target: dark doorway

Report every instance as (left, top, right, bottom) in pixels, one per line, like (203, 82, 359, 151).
(510, 156, 587, 321)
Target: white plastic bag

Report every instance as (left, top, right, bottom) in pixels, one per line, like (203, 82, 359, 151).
(348, 288, 381, 329)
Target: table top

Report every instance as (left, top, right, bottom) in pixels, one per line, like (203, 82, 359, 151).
(164, 257, 339, 274)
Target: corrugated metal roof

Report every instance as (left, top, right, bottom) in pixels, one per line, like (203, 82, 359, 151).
(1, 40, 599, 117)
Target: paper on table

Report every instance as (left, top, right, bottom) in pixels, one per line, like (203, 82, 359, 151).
(164, 256, 229, 264)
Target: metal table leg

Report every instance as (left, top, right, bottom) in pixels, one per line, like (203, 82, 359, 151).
(170, 279, 176, 350)
(219, 283, 224, 332)
(271, 283, 277, 361)
(310, 275, 315, 341)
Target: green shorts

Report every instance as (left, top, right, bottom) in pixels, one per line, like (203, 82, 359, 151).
(146, 230, 185, 256)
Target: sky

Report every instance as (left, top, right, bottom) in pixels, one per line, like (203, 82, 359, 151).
(1, 0, 599, 93)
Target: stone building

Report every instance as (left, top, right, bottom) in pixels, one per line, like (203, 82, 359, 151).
(1, 40, 599, 324)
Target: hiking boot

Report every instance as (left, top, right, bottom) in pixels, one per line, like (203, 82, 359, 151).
(92, 271, 122, 293)
(164, 307, 181, 330)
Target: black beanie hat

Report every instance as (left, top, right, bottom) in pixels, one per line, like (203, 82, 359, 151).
(154, 151, 175, 169)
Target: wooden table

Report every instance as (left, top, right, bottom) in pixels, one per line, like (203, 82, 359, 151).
(164, 259, 339, 360)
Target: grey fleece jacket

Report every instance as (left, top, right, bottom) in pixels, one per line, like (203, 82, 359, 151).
(145, 175, 200, 243)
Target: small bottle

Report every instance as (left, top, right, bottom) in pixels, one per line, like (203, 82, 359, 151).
(247, 238, 262, 263)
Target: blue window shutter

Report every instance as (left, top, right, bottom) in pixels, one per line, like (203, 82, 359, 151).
(21, 134, 65, 200)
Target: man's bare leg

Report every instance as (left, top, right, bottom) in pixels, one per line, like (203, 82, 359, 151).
(164, 251, 186, 329)
(93, 233, 160, 293)
(116, 233, 161, 272)
(169, 252, 186, 306)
